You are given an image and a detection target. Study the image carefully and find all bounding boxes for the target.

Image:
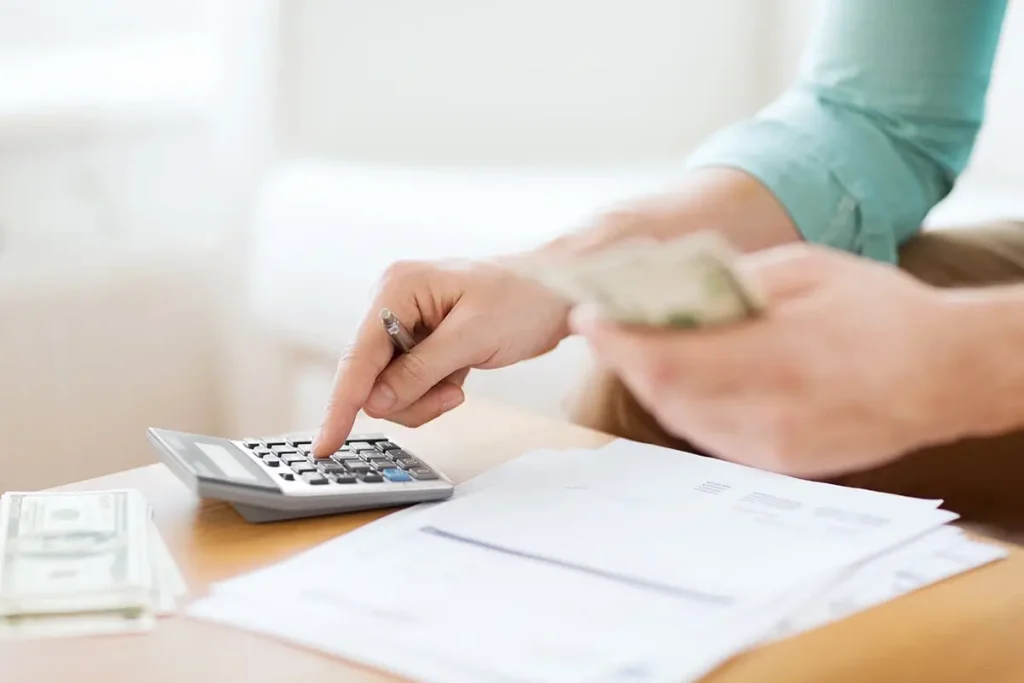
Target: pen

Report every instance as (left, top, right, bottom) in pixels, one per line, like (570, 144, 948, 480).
(380, 308, 417, 354)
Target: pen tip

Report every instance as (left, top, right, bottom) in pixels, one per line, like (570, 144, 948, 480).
(380, 307, 394, 323)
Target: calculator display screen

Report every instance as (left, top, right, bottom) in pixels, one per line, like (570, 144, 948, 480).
(197, 443, 261, 484)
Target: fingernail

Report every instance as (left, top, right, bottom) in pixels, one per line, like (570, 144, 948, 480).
(366, 382, 397, 413)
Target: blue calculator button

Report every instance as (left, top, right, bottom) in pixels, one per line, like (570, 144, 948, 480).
(382, 467, 411, 482)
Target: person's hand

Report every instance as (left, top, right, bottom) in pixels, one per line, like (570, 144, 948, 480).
(570, 243, 972, 479)
(312, 257, 571, 457)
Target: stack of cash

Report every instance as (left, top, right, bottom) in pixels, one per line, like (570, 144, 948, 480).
(517, 230, 764, 328)
(0, 489, 186, 640)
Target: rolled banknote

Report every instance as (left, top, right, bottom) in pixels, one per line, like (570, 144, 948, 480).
(516, 230, 764, 328)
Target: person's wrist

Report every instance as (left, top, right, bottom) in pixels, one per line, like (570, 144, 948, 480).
(931, 288, 1024, 441)
(489, 251, 574, 341)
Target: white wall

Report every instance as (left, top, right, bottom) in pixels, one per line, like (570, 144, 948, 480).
(964, 0, 1024, 188)
(274, 0, 1024, 185)
(275, 0, 794, 167)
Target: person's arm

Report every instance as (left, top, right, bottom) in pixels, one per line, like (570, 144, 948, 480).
(531, 0, 1007, 264)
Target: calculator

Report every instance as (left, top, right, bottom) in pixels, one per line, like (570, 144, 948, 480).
(146, 428, 454, 523)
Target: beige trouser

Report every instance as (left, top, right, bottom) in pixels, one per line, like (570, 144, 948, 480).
(568, 222, 1024, 535)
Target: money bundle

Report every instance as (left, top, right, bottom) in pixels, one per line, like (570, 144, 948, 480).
(0, 489, 186, 640)
(517, 230, 764, 328)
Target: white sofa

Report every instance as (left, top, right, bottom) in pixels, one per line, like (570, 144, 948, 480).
(0, 243, 225, 492)
(238, 161, 1024, 434)
(238, 161, 689, 430)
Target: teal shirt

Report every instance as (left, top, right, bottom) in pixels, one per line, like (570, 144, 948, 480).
(685, 0, 1009, 262)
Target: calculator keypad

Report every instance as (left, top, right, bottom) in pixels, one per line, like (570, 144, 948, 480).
(238, 436, 439, 488)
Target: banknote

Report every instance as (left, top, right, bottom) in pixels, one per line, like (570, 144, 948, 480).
(516, 230, 763, 328)
(0, 608, 155, 640)
(0, 489, 186, 640)
(0, 490, 151, 615)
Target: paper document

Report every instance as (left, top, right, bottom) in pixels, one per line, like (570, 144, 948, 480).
(768, 525, 1007, 641)
(186, 440, 1004, 683)
(422, 440, 956, 606)
(191, 521, 787, 683)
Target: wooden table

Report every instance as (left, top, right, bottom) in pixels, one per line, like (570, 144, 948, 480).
(5, 397, 1024, 682)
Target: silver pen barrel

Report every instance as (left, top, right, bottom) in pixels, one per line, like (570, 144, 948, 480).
(380, 308, 417, 353)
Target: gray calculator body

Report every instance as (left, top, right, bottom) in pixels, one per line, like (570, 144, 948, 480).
(146, 428, 454, 523)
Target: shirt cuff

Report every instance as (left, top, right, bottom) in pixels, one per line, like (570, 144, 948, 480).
(683, 117, 896, 264)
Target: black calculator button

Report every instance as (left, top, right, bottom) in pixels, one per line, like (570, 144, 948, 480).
(396, 458, 420, 469)
(280, 453, 307, 464)
(369, 458, 392, 468)
(272, 446, 298, 455)
(291, 462, 316, 474)
(243, 439, 262, 449)
(347, 441, 375, 452)
(346, 462, 371, 473)
(359, 473, 384, 483)
(253, 448, 273, 458)
(408, 467, 438, 480)
(374, 441, 399, 452)
(289, 439, 312, 447)
(332, 474, 358, 484)
(319, 463, 347, 474)
(279, 472, 295, 481)
(302, 473, 328, 485)
(264, 440, 288, 447)
(263, 456, 281, 467)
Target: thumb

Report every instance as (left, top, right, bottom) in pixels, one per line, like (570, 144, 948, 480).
(365, 306, 486, 417)
(738, 243, 837, 305)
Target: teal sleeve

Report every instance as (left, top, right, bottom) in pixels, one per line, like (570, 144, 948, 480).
(685, 0, 1008, 262)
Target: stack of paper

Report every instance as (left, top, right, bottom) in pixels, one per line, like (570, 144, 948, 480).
(186, 440, 1006, 682)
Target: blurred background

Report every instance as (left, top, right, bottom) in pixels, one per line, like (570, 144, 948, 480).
(2, 0, 1023, 491)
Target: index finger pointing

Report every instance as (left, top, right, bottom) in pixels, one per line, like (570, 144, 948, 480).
(312, 306, 407, 457)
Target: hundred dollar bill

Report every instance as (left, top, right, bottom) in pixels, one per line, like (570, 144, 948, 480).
(147, 519, 187, 615)
(0, 607, 155, 641)
(0, 490, 152, 616)
(515, 230, 763, 328)
(0, 489, 186, 640)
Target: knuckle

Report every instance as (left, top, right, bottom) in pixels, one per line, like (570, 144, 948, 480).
(337, 341, 361, 368)
(638, 353, 677, 396)
(396, 351, 431, 388)
(380, 259, 425, 287)
(597, 208, 645, 231)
